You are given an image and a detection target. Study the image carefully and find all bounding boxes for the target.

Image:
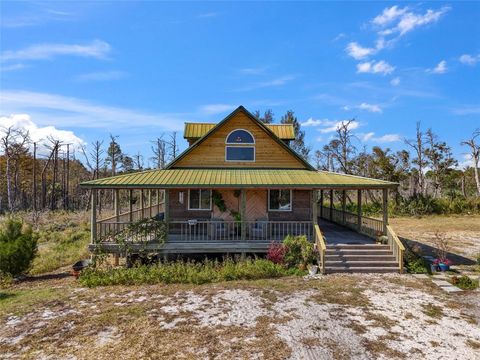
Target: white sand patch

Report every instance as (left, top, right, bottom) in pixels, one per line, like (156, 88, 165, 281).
(96, 326, 120, 346)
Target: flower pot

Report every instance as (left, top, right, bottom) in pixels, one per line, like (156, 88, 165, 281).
(308, 265, 318, 276)
(438, 263, 450, 272)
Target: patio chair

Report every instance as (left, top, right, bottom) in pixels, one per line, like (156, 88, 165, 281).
(250, 218, 268, 240)
(210, 218, 228, 240)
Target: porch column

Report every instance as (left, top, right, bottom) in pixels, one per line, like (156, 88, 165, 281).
(240, 189, 246, 241)
(319, 190, 324, 219)
(113, 189, 120, 266)
(129, 189, 133, 222)
(90, 189, 97, 243)
(141, 190, 145, 219)
(311, 190, 318, 224)
(329, 189, 333, 221)
(164, 189, 170, 222)
(357, 189, 362, 231)
(341, 190, 346, 225)
(148, 189, 152, 217)
(156, 189, 160, 213)
(382, 188, 388, 234)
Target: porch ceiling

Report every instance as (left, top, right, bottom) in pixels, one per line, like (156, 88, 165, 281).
(80, 169, 398, 189)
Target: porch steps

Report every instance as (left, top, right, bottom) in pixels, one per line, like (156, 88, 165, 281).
(324, 244, 399, 274)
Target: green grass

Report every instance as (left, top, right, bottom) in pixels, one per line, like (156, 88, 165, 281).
(0, 288, 64, 317)
(79, 258, 303, 287)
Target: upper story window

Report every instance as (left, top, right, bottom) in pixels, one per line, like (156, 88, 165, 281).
(225, 129, 255, 162)
(226, 129, 255, 144)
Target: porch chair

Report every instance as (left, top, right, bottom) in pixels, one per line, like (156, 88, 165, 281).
(210, 218, 228, 240)
(250, 218, 269, 240)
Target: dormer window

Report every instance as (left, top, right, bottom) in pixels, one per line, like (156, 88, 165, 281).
(225, 129, 255, 162)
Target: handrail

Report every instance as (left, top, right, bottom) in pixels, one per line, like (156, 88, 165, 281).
(314, 223, 327, 274)
(386, 225, 405, 273)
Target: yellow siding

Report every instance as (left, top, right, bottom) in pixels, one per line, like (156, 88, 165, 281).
(175, 112, 306, 168)
(184, 122, 295, 140)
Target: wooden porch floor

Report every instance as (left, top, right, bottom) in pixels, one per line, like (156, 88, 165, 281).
(318, 218, 375, 245)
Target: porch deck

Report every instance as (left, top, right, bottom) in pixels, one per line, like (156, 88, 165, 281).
(318, 219, 375, 245)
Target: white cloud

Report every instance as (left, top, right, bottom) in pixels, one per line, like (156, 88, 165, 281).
(235, 75, 295, 91)
(459, 54, 480, 66)
(74, 71, 127, 82)
(372, 5, 408, 26)
(359, 131, 400, 143)
(319, 120, 360, 134)
(0, 89, 187, 131)
(452, 105, 480, 115)
(345, 42, 376, 60)
(357, 60, 395, 75)
(238, 66, 269, 75)
(1, 39, 111, 62)
(199, 104, 236, 115)
(0, 114, 85, 155)
(390, 77, 401, 86)
(0, 63, 27, 72)
(196, 12, 219, 19)
(358, 102, 382, 113)
(301, 118, 323, 127)
(361, 132, 375, 141)
(430, 60, 447, 74)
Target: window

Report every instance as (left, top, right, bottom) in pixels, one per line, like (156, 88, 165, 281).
(226, 129, 254, 144)
(225, 146, 255, 161)
(225, 129, 255, 161)
(188, 189, 211, 210)
(268, 189, 292, 211)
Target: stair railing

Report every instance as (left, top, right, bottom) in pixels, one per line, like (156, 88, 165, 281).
(314, 223, 327, 274)
(386, 225, 405, 273)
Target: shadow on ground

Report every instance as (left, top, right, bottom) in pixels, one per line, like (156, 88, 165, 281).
(401, 237, 476, 265)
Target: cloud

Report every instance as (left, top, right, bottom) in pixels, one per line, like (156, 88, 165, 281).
(74, 71, 127, 82)
(356, 60, 395, 75)
(429, 60, 447, 74)
(319, 120, 360, 134)
(199, 104, 236, 115)
(301, 118, 324, 127)
(459, 54, 480, 66)
(0, 114, 85, 155)
(1, 40, 111, 62)
(345, 42, 376, 60)
(0, 89, 187, 131)
(360, 131, 400, 143)
(238, 66, 269, 75)
(372, 5, 408, 26)
(390, 77, 401, 86)
(451, 105, 480, 115)
(0, 63, 27, 72)
(196, 12, 219, 19)
(235, 75, 295, 91)
(358, 103, 382, 113)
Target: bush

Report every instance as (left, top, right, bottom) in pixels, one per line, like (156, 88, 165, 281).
(79, 258, 298, 287)
(406, 258, 429, 274)
(0, 219, 37, 277)
(451, 275, 479, 290)
(283, 235, 315, 268)
(266, 242, 286, 264)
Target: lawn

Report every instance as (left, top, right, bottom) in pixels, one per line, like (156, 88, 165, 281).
(1, 274, 479, 359)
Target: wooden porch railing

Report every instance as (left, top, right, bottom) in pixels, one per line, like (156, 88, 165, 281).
(386, 225, 405, 273)
(314, 223, 327, 274)
(95, 219, 313, 243)
(319, 205, 383, 239)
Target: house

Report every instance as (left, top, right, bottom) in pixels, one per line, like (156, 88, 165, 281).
(80, 106, 404, 273)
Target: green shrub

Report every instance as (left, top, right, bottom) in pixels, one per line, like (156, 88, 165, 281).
(282, 235, 315, 268)
(0, 219, 37, 277)
(451, 275, 479, 290)
(79, 258, 297, 287)
(476, 254, 480, 266)
(406, 258, 429, 274)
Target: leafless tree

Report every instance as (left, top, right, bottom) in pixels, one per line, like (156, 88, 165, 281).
(326, 119, 356, 174)
(151, 136, 167, 169)
(461, 129, 480, 196)
(404, 122, 428, 196)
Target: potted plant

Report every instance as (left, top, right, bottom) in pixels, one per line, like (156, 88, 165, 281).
(433, 258, 452, 272)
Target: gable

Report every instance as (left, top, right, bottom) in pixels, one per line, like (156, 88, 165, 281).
(184, 123, 295, 141)
(170, 107, 311, 169)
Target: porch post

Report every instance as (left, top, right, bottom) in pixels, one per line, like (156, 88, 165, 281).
(311, 190, 318, 224)
(329, 189, 333, 221)
(156, 189, 160, 213)
(164, 189, 169, 223)
(141, 189, 145, 219)
(341, 190, 346, 225)
(320, 189, 324, 219)
(90, 189, 97, 243)
(382, 188, 388, 234)
(113, 189, 120, 266)
(129, 189, 133, 222)
(357, 189, 362, 231)
(240, 189, 246, 241)
(148, 189, 152, 217)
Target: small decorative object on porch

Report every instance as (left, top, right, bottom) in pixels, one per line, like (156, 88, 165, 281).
(433, 258, 452, 272)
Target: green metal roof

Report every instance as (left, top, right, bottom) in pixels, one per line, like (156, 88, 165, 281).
(80, 169, 397, 189)
(184, 122, 295, 140)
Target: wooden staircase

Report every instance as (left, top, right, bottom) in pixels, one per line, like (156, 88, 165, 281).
(324, 244, 400, 273)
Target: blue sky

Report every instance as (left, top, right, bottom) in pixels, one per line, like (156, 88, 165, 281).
(1, 1, 479, 167)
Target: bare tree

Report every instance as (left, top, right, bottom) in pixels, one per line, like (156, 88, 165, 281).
(151, 137, 167, 169)
(405, 122, 428, 196)
(168, 132, 179, 161)
(326, 119, 356, 174)
(134, 152, 144, 170)
(461, 129, 480, 196)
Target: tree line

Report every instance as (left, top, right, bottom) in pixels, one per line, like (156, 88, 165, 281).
(1, 112, 479, 215)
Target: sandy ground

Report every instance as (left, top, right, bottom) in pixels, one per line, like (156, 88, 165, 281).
(390, 215, 480, 259)
(1, 274, 479, 360)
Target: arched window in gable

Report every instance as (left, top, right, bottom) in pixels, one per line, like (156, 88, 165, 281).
(225, 129, 255, 161)
(226, 129, 255, 144)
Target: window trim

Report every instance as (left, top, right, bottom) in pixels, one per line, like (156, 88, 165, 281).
(225, 146, 256, 162)
(225, 129, 255, 145)
(187, 189, 212, 211)
(268, 189, 293, 212)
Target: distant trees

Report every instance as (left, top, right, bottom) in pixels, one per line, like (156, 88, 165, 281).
(461, 129, 480, 196)
(254, 109, 274, 124)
